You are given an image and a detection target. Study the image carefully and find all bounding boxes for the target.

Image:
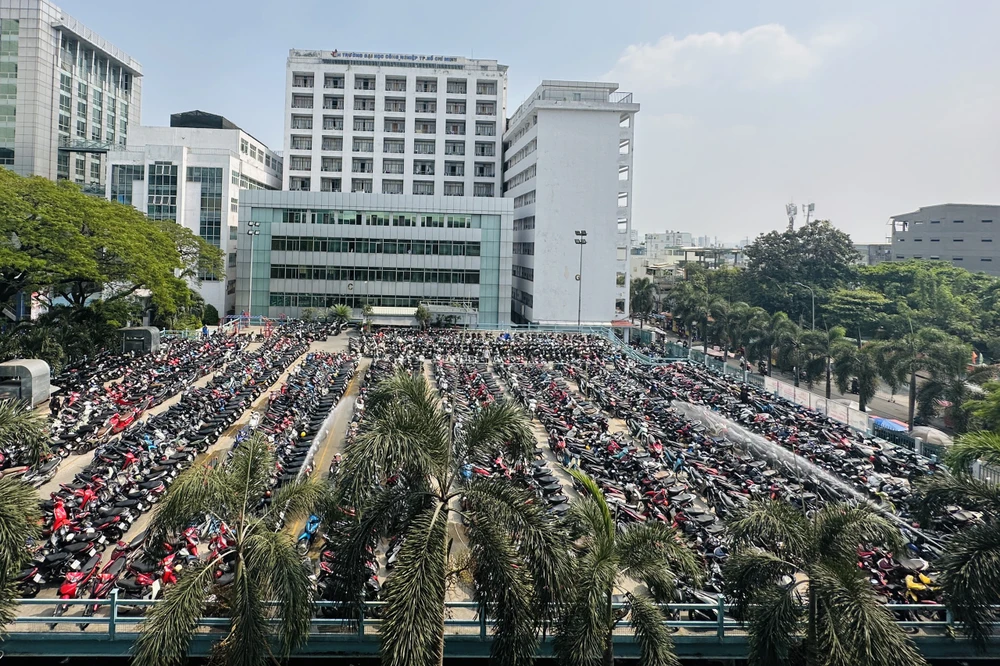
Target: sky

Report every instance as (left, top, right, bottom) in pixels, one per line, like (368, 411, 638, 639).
(58, 0, 1000, 243)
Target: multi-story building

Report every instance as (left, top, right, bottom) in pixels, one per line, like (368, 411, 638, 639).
(281, 49, 506, 199)
(890, 204, 1000, 276)
(503, 80, 638, 325)
(645, 231, 693, 259)
(853, 243, 892, 266)
(105, 111, 282, 316)
(0, 0, 141, 191)
(235, 192, 513, 326)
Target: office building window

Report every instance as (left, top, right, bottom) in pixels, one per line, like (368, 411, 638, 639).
(476, 81, 497, 95)
(413, 160, 435, 176)
(415, 120, 436, 134)
(475, 121, 496, 136)
(109, 164, 144, 205)
(146, 161, 178, 220)
(321, 177, 341, 192)
(445, 141, 465, 156)
(352, 158, 373, 174)
(413, 181, 434, 195)
(444, 162, 464, 177)
(352, 138, 374, 153)
(382, 159, 404, 175)
(384, 98, 406, 113)
(90, 161, 100, 180)
(322, 136, 343, 151)
(473, 183, 494, 197)
(323, 96, 344, 110)
(321, 157, 342, 172)
(289, 176, 310, 191)
(475, 102, 496, 116)
(324, 75, 344, 89)
(415, 78, 437, 93)
(475, 142, 495, 157)
(474, 162, 495, 178)
(290, 135, 312, 150)
(291, 115, 312, 130)
(415, 98, 437, 113)
(447, 80, 467, 94)
(187, 167, 223, 248)
(382, 180, 403, 195)
(289, 156, 311, 171)
(385, 77, 406, 92)
(414, 140, 435, 155)
(384, 117, 405, 133)
(444, 182, 464, 196)
(445, 121, 465, 136)
(353, 117, 374, 132)
(354, 96, 375, 111)
(354, 75, 376, 91)
(351, 178, 373, 193)
(291, 94, 313, 109)
(446, 100, 466, 114)
(383, 139, 404, 154)
(323, 115, 344, 130)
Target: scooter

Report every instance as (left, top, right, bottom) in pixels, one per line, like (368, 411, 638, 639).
(296, 514, 322, 555)
(49, 554, 102, 629)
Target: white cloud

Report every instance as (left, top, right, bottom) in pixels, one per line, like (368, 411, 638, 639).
(605, 24, 854, 91)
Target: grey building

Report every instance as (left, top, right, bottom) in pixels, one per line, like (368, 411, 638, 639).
(890, 204, 1000, 275)
(853, 243, 892, 266)
(0, 0, 141, 190)
(236, 191, 513, 326)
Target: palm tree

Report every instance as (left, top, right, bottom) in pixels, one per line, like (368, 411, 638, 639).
(918, 431, 1000, 647)
(775, 323, 806, 387)
(708, 298, 733, 361)
(329, 371, 570, 666)
(0, 398, 49, 465)
(330, 303, 353, 325)
(361, 302, 374, 331)
(747, 312, 795, 377)
(833, 342, 882, 412)
(0, 474, 41, 636)
(671, 281, 711, 356)
(803, 326, 849, 399)
(915, 350, 996, 433)
(882, 326, 967, 430)
(630, 277, 656, 330)
(724, 499, 926, 666)
(724, 301, 754, 362)
(554, 470, 700, 666)
(414, 303, 432, 330)
(133, 433, 324, 666)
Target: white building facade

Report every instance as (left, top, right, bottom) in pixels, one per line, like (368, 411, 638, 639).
(645, 231, 693, 259)
(503, 81, 638, 325)
(0, 0, 141, 190)
(282, 49, 506, 200)
(234, 191, 513, 327)
(105, 112, 282, 316)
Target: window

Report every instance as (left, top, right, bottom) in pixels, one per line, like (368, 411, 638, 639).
(231, 198, 239, 213)
(955, 238, 964, 242)
(446, 100, 466, 114)
(385, 98, 406, 113)
(146, 161, 179, 219)
(445, 141, 465, 156)
(291, 115, 312, 130)
(77, 101, 87, 118)
(384, 117, 405, 133)
(447, 80, 467, 94)
(415, 120, 436, 134)
(954, 257, 964, 261)
(383, 139, 404, 154)
(291, 94, 313, 109)
(414, 140, 435, 155)
(446, 121, 465, 136)
(514, 191, 536, 208)
(76, 120, 86, 138)
(355, 75, 376, 91)
(383, 159, 404, 174)
(476, 102, 495, 116)
(353, 117, 375, 132)
(413, 160, 435, 175)
(241, 139, 248, 154)
(413, 181, 434, 195)
(984, 238, 994, 243)
(983, 258, 994, 262)
(475, 121, 496, 136)
(293, 74, 314, 88)
(513, 242, 535, 255)
(322, 136, 343, 151)
(415, 78, 437, 93)
(473, 183, 494, 197)
(476, 81, 497, 95)
(289, 156, 311, 171)
(90, 161, 101, 180)
(444, 182, 464, 196)
(475, 142, 495, 157)
(323, 95, 344, 110)
(351, 178, 373, 193)
(321, 177, 341, 192)
(289, 176, 310, 191)
(382, 180, 403, 194)
(352, 138, 374, 152)
(913, 238, 923, 242)
(513, 216, 535, 231)
(954, 220, 964, 224)
(324, 75, 344, 89)
(77, 82, 87, 100)
(930, 220, 940, 224)
(290, 135, 312, 150)
(474, 162, 495, 178)
(352, 158, 373, 173)
(354, 96, 375, 111)
(444, 162, 464, 177)
(415, 99, 437, 113)
(930, 238, 939, 242)
(321, 157, 342, 172)
(323, 116, 344, 130)
(512, 265, 534, 281)
(58, 114, 70, 133)
(984, 220, 994, 224)
(385, 77, 406, 92)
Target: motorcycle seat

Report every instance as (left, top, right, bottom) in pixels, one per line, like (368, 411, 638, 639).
(118, 577, 143, 591)
(131, 560, 157, 574)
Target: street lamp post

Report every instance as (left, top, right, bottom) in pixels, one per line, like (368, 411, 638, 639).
(795, 281, 815, 330)
(246, 222, 261, 324)
(575, 230, 588, 330)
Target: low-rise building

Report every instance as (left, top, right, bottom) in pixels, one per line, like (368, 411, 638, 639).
(890, 204, 1000, 276)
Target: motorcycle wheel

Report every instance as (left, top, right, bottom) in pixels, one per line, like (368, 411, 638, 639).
(19, 581, 40, 598)
(296, 538, 310, 555)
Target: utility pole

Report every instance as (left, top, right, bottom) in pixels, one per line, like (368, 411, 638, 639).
(575, 230, 588, 329)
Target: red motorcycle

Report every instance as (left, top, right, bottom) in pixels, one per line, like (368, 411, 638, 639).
(49, 553, 101, 628)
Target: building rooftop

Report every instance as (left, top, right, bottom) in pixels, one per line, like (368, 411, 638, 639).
(287, 49, 506, 72)
(170, 110, 241, 131)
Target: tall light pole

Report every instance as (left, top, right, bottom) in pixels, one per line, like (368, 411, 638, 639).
(246, 221, 261, 323)
(574, 230, 588, 329)
(795, 281, 815, 330)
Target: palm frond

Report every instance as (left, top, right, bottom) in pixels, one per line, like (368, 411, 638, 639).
(131, 561, 215, 666)
(722, 551, 797, 619)
(626, 592, 679, 666)
(726, 499, 810, 558)
(243, 527, 314, 657)
(466, 511, 538, 666)
(565, 469, 615, 556)
(946, 431, 1000, 472)
(457, 399, 535, 463)
(264, 476, 326, 526)
(744, 586, 804, 666)
(810, 560, 927, 666)
(380, 504, 448, 666)
(916, 473, 1000, 521)
(617, 521, 701, 602)
(552, 554, 619, 666)
(0, 399, 48, 465)
(0, 476, 41, 583)
(810, 503, 902, 566)
(224, 432, 277, 517)
(146, 456, 227, 540)
(934, 522, 1000, 648)
(210, 560, 271, 666)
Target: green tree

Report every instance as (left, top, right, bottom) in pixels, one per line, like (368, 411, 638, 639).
(414, 303, 432, 330)
(630, 277, 656, 329)
(724, 500, 926, 666)
(803, 326, 849, 399)
(554, 470, 700, 666)
(0, 474, 41, 635)
(202, 304, 220, 326)
(670, 281, 711, 355)
(966, 381, 1000, 431)
(330, 304, 353, 325)
(0, 399, 48, 468)
(300, 307, 318, 322)
(133, 434, 323, 666)
(775, 322, 807, 387)
(747, 311, 796, 376)
(833, 342, 883, 412)
(882, 327, 968, 429)
(918, 431, 1000, 647)
(822, 288, 890, 347)
(330, 371, 570, 666)
(916, 348, 996, 433)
